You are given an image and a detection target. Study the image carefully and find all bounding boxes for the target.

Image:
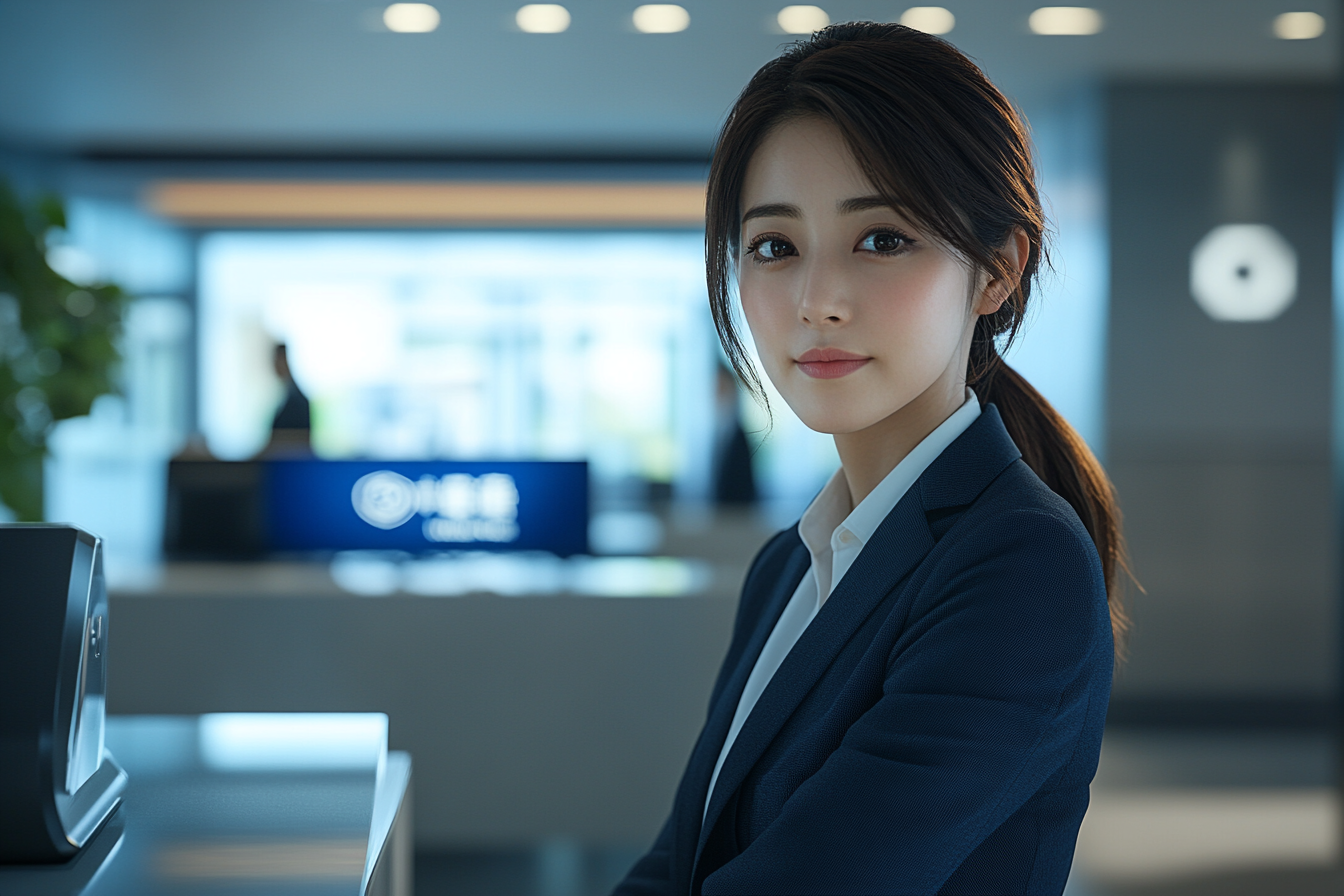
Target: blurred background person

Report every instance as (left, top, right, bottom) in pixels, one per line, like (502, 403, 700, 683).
(712, 363, 757, 509)
(262, 342, 312, 456)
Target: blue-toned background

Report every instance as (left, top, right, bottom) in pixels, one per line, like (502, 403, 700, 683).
(265, 459, 588, 555)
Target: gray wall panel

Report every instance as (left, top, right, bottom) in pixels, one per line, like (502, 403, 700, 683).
(1106, 82, 1336, 702)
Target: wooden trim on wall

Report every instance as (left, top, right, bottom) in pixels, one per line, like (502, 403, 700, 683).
(143, 180, 707, 227)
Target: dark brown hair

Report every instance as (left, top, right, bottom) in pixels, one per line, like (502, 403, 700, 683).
(706, 21, 1130, 654)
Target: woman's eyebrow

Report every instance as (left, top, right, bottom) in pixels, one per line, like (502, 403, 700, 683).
(742, 196, 901, 223)
(837, 195, 897, 214)
(742, 202, 800, 223)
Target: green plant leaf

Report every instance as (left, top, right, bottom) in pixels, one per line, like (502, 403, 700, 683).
(0, 179, 126, 520)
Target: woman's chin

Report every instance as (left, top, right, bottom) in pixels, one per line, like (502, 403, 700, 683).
(792, 404, 889, 436)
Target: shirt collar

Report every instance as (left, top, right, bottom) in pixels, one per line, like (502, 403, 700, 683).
(797, 389, 981, 597)
(798, 468, 851, 561)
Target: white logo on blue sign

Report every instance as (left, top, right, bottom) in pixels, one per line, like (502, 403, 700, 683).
(350, 470, 419, 529)
(351, 470, 520, 543)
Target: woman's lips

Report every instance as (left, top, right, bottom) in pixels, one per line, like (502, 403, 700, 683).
(796, 348, 871, 380)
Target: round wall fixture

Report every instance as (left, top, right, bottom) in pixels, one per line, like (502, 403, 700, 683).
(1189, 223, 1297, 322)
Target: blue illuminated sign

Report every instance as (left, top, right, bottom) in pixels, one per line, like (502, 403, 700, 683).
(265, 460, 587, 555)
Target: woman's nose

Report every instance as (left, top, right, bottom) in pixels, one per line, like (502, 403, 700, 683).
(797, 267, 852, 326)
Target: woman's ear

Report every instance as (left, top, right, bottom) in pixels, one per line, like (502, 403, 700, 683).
(975, 227, 1030, 316)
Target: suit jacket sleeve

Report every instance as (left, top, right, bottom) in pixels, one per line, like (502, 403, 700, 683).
(703, 507, 1111, 895)
(613, 815, 675, 896)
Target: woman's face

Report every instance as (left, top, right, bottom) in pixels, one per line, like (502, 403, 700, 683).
(737, 117, 996, 436)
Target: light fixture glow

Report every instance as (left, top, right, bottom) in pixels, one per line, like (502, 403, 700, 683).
(899, 6, 955, 34)
(633, 4, 690, 33)
(516, 4, 571, 32)
(1273, 11, 1326, 39)
(1189, 224, 1298, 322)
(199, 713, 387, 771)
(144, 180, 708, 225)
(383, 3, 440, 33)
(1028, 6, 1103, 35)
(777, 5, 829, 34)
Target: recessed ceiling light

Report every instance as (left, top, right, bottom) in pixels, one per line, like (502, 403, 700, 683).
(516, 4, 571, 33)
(899, 6, 955, 35)
(1273, 11, 1326, 39)
(633, 4, 690, 33)
(777, 6, 829, 34)
(1028, 6, 1103, 35)
(383, 3, 440, 33)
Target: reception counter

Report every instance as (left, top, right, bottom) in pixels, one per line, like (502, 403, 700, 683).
(0, 714, 412, 896)
(102, 515, 766, 850)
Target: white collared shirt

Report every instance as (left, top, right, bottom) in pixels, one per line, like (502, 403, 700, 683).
(704, 390, 981, 818)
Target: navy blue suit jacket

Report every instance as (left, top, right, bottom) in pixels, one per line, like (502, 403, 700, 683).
(614, 406, 1113, 895)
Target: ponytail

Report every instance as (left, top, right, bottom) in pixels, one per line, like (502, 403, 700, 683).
(974, 352, 1132, 658)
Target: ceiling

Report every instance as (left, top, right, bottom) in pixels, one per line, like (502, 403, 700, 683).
(0, 0, 1335, 157)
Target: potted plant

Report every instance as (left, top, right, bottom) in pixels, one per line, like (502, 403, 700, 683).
(0, 180, 126, 520)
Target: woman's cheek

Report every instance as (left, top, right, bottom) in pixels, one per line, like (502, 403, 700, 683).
(880, 276, 966, 365)
(741, 287, 792, 369)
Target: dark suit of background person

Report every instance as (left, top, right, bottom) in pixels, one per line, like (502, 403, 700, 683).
(271, 343, 311, 431)
(714, 364, 758, 507)
(614, 405, 1113, 896)
(263, 343, 312, 457)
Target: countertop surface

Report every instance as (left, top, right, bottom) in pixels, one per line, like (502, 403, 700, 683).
(0, 715, 410, 896)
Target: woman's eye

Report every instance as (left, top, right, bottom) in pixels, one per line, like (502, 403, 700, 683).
(751, 238, 795, 260)
(859, 230, 909, 254)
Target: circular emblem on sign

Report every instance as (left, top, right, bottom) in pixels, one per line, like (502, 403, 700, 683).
(351, 470, 417, 529)
(1189, 224, 1297, 322)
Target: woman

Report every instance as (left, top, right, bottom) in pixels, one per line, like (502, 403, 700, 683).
(614, 21, 1127, 896)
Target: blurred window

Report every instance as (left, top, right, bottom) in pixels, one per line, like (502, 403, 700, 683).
(198, 231, 719, 501)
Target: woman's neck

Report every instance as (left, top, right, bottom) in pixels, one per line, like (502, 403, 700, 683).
(834, 377, 967, 508)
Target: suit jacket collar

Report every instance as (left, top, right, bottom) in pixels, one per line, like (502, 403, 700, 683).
(915, 404, 1022, 512)
(688, 405, 1022, 886)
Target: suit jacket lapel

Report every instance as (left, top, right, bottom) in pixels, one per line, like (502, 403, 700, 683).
(671, 538, 809, 892)
(694, 494, 935, 868)
(692, 405, 1024, 875)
